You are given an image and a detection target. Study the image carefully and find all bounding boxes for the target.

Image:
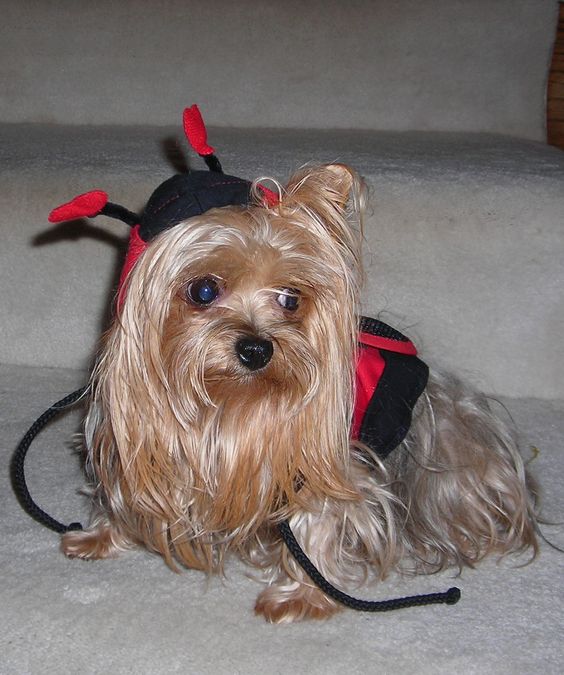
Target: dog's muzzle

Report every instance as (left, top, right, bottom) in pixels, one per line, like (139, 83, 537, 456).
(235, 336, 274, 371)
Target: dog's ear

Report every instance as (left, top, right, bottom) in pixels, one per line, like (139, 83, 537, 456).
(318, 163, 356, 207)
(283, 163, 356, 209)
(279, 163, 364, 252)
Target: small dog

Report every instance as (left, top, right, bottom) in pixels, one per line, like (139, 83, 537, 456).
(60, 147, 537, 622)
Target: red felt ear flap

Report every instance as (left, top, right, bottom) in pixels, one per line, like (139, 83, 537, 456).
(48, 190, 109, 223)
(117, 224, 149, 309)
(258, 184, 280, 207)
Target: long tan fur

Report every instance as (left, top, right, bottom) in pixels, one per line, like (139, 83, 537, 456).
(62, 163, 538, 623)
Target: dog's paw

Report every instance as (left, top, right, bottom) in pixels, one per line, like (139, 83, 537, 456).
(61, 525, 125, 560)
(255, 585, 341, 623)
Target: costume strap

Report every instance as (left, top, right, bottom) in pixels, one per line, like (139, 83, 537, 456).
(278, 521, 461, 611)
(11, 387, 88, 534)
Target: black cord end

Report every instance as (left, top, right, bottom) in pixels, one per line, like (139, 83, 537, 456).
(66, 522, 83, 532)
(445, 587, 461, 605)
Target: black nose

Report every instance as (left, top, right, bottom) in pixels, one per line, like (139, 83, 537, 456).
(235, 336, 273, 371)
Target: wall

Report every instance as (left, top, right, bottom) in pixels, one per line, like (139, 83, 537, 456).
(0, 0, 558, 139)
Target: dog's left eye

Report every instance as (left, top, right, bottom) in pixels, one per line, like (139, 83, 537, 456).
(186, 277, 222, 306)
(276, 288, 300, 311)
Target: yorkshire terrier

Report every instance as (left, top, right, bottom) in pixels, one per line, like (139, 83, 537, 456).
(58, 108, 538, 623)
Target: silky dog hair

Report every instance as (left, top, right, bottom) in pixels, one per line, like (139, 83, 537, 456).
(63, 163, 537, 623)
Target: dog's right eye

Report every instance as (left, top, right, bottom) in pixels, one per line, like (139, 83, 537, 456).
(276, 288, 300, 312)
(185, 277, 222, 306)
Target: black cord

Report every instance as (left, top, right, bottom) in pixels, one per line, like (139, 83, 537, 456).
(278, 520, 461, 612)
(11, 387, 88, 534)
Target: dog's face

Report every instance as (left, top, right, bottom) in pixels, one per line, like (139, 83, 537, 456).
(89, 164, 365, 564)
(159, 208, 347, 411)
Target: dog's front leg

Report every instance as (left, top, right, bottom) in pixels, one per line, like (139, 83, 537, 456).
(254, 472, 396, 623)
(61, 511, 133, 560)
(254, 508, 344, 623)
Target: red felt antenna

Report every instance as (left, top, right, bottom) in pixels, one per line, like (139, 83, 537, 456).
(48, 190, 109, 223)
(183, 105, 223, 173)
(183, 105, 215, 156)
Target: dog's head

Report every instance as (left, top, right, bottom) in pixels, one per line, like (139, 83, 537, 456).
(89, 163, 366, 565)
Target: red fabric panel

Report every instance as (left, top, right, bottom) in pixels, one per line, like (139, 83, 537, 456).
(258, 184, 280, 206)
(117, 224, 147, 307)
(352, 344, 386, 439)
